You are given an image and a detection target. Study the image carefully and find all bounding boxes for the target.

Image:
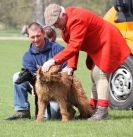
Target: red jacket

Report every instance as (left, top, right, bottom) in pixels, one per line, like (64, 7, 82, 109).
(53, 7, 131, 73)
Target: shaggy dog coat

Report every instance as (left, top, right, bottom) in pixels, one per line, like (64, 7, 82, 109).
(35, 65, 93, 122)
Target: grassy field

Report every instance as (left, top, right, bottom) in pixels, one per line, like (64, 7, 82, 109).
(0, 40, 133, 137)
(0, 29, 21, 37)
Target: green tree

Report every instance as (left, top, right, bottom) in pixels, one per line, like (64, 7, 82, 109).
(0, 0, 114, 29)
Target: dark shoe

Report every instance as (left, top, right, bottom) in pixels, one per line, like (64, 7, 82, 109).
(88, 106, 108, 120)
(6, 110, 31, 120)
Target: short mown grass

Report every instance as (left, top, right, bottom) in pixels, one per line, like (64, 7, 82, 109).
(0, 29, 21, 37)
(0, 40, 133, 137)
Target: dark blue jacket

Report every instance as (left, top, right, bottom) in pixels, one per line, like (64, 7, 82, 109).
(22, 38, 66, 73)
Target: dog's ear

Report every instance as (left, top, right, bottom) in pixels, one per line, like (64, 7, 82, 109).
(38, 67, 42, 75)
(21, 68, 25, 71)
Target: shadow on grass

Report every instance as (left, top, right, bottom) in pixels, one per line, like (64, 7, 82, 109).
(109, 110, 133, 120)
(110, 115, 133, 120)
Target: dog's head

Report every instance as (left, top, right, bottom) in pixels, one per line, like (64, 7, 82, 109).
(36, 65, 62, 84)
(15, 68, 35, 84)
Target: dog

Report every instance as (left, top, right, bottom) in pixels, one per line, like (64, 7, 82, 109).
(15, 68, 39, 117)
(15, 68, 36, 85)
(35, 65, 93, 122)
(15, 68, 52, 118)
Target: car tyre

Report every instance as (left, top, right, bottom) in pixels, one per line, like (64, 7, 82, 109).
(109, 55, 133, 109)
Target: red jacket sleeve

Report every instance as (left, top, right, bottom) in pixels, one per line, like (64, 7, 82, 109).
(53, 17, 88, 68)
(67, 52, 79, 69)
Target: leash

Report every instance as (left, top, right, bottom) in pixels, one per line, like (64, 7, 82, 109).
(47, 102, 51, 119)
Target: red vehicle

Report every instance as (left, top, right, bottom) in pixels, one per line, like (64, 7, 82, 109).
(104, 0, 133, 109)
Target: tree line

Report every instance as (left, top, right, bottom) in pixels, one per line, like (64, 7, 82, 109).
(0, 0, 113, 29)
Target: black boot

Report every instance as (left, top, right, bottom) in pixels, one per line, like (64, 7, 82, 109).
(6, 110, 31, 120)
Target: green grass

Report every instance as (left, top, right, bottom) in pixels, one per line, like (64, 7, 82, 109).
(0, 40, 133, 137)
(0, 29, 21, 37)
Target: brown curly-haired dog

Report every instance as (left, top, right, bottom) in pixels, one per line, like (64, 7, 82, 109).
(35, 65, 93, 122)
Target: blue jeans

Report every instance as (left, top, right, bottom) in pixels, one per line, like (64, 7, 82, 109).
(13, 72, 60, 119)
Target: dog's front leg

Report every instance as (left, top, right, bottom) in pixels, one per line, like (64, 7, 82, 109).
(36, 96, 46, 122)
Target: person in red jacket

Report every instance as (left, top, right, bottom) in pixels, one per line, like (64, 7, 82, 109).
(42, 4, 131, 120)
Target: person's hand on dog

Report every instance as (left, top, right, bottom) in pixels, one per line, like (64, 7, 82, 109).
(42, 59, 55, 72)
(61, 66, 74, 76)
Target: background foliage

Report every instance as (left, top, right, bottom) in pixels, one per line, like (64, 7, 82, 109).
(0, 0, 113, 30)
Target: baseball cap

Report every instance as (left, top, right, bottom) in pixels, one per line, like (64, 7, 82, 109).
(44, 4, 61, 26)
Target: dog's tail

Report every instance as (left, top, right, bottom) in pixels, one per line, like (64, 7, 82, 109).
(72, 77, 94, 118)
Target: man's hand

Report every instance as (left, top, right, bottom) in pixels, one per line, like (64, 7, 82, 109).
(61, 66, 74, 75)
(42, 59, 55, 72)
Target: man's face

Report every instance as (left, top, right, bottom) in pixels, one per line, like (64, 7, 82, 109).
(28, 26, 45, 49)
(54, 14, 66, 30)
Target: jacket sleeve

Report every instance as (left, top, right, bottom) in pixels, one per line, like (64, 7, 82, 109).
(22, 52, 37, 73)
(51, 42, 67, 68)
(53, 18, 88, 68)
(67, 52, 79, 70)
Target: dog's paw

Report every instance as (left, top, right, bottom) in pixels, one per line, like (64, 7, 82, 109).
(62, 118, 69, 122)
(36, 119, 43, 123)
(36, 117, 44, 122)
